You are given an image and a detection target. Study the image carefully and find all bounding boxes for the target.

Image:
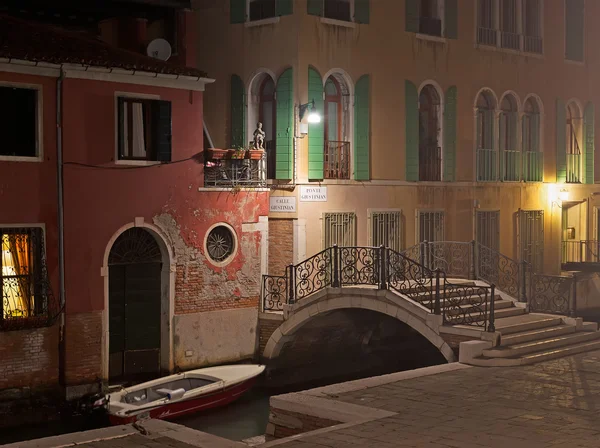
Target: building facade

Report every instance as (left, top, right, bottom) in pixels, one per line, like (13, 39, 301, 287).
(197, 0, 600, 284)
(0, 10, 269, 413)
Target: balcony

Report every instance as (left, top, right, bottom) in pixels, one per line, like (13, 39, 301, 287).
(502, 149, 521, 181)
(523, 151, 543, 182)
(524, 35, 543, 54)
(419, 17, 442, 37)
(419, 145, 441, 181)
(204, 150, 266, 188)
(324, 141, 350, 179)
(562, 241, 600, 271)
(477, 27, 497, 46)
(249, 0, 276, 21)
(500, 31, 520, 50)
(567, 154, 582, 183)
(476, 148, 498, 182)
(323, 0, 351, 22)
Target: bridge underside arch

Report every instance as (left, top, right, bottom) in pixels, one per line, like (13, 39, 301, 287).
(263, 292, 455, 385)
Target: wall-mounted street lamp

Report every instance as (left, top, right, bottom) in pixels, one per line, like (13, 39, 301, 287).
(299, 99, 321, 124)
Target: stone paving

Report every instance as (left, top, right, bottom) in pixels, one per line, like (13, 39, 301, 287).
(10, 350, 600, 447)
(265, 350, 600, 447)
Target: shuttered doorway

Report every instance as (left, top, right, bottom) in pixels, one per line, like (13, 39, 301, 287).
(108, 228, 162, 382)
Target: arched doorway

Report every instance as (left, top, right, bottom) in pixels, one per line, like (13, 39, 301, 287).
(418, 84, 442, 181)
(108, 227, 162, 382)
(324, 74, 351, 179)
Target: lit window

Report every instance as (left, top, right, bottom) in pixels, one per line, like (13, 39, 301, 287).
(1, 230, 36, 319)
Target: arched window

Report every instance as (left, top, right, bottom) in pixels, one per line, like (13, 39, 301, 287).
(476, 90, 497, 181)
(418, 85, 442, 181)
(522, 97, 542, 182)
(324, 75, 350, 179)
(499, 94, 519, 181)
(259, 77, 276, 147)
(566, 101, 583, 183)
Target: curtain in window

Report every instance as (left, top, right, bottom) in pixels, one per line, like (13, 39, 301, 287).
(2, 233, 31, 317)
(132, 102, 146, 158)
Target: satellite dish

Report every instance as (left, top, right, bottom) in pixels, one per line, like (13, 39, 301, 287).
(146, 38, 172, 61)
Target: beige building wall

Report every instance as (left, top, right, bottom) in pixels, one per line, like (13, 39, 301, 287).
(196, 0, 600, 277)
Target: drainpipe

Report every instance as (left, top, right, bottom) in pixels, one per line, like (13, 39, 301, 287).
(57, 69, 66, 389)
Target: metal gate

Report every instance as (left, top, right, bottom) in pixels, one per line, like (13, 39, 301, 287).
(518, 210, 544, 273)
(476, 210, 500, 251)
(108, 228, 162, 382)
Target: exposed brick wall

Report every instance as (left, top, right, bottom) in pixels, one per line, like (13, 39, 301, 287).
(269, 408, 340, 439)
(65, 312, 102, 385)
(258, 315, 283, 355)
(0, 325, 59, 390)
(269, 219, 294, 276)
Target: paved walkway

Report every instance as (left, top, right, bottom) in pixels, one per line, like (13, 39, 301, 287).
(8, 350, 600, 447)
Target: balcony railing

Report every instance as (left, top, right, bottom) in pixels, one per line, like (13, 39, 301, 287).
(477, 27, 497, 46)
(567, 153, 581, 183)
(562, 241, 600, 264)
(523, 151, 543, 182)
(324, 0, 351, 21)
(204, 154, 267, 188)
(524, 35, 543, 54)
(502, 149, 521, 181)
(249, 0, 276, 21)
(501, 31, 520, 50)
(419, 17, 442, 37)
(419, 145, 441, 181)
(477, 148, 498, 181)
(324, 141, 350, 180)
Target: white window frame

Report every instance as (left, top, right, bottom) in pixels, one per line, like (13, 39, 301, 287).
(0, 82, 43, 163)
(321, 211, 357, 249)
(417, 0, 446, 39)
(368, 209, 403, 251)
(245, 0, 282, 27)
(475, 0, 544, 56)
(114, 91, 162, 167)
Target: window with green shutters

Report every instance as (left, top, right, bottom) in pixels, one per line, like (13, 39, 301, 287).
(354, 75, 370, 181)
(275, 68, 294, 180)
(405, 80, 419, 182)
(566, 101, 583, 183)
(443, 86, 457, 182)
(406, 0, 457, 39)
(230, 74, 246, 149)
(565, 0, 584, 62)
(556, 98, 567, 183)
(499, 94, 519, 182)
(231, 0, 293, 24)
(307, 0, 369, 24)
(476, 90, 498, 182)
(308, 67, 324, 180)
(584, 102, 595, 184)
(522, 97, 543, 182)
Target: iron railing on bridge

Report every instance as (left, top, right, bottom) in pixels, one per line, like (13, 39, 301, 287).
(262, 245, 497, 331)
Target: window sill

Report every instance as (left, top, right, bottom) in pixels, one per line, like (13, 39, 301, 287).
(0, 155, 43, 163)
(565, 58, 585, 67)
(198, 187, 270, 192)
(416, 33, 446, 44)
(114, 160, 162, 166)
(245, 17, 280, 28)
(475, 43, 544, 59)
(320, 17, 356, 29)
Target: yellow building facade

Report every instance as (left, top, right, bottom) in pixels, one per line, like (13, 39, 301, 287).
(196, 0, 600, 279)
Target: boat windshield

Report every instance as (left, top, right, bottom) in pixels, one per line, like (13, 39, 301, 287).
(122, 378, 215, 405)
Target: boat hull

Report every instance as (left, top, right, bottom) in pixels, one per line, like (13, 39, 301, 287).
(108, 376, 258, 425)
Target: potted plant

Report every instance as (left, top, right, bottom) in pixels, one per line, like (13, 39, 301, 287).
(229, 147, 247, 160)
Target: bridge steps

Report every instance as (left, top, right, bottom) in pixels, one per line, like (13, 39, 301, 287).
(464, 313, 600, 367)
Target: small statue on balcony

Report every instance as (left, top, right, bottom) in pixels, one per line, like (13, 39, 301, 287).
(253, 122, 266, 150)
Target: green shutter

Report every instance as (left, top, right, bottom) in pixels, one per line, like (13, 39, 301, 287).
(230, 74, 246, 148)
(531, 114, 540, 152)
(499, 113, 506, 178)
(484, 110, 494, 149)
(276, 0, 293, 16)
(276, 68, 294, 180)
(584, 102, 595, 184)
(443, 86, 457, 182)
(444, 0, 458, 39)
(405, 80, 419, 181)
(307, 0, 323, 16)
(308, 67, 324, 180)
(556, 98, 567, 183)
(355, 75, 370, 181)
(230, 0, 246, 23)
(565, 0, 584, 61)
(152, 100, 172, 162)
(405, 0, 419, 33)
(355, 0, 370, 24)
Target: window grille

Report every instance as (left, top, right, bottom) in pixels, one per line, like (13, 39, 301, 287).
(417, 211, 445, 243)
(476, 211, 500, 251)
(323, 212, 356, 248)
(370, 211, 402, 251)
(518, 210, 544, 273)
